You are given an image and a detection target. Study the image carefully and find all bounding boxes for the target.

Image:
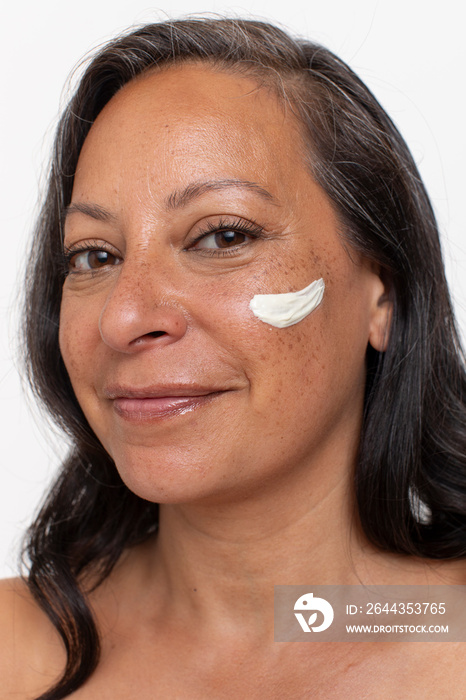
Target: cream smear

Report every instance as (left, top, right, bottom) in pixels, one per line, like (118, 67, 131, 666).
(249, 278, 325, 328)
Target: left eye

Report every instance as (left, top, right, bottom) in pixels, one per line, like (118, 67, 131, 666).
(193, 230, 249, 250)
(69, 249, 121, 271)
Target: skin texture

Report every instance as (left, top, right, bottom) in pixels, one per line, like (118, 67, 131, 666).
(2, 65, 466, 699)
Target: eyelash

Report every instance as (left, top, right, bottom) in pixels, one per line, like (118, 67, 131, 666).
(188, 217, 264, 257)
(62, 217, 264, 273)
(61, 241, 118, 276)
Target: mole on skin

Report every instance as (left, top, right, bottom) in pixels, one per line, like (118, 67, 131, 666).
(249, 278, 325, 328)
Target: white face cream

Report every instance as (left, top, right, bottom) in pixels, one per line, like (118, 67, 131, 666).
(249, 278, 325, 328)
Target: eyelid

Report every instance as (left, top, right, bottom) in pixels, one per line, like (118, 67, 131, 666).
(63, 238, 120, 254)
(188, 216, 264, 250)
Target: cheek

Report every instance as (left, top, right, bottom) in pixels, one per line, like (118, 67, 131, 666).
(59, 292, 101, 389)
(202, 271, 328, 402)
(240, 272, 371, 426)
(263, 326, 326, 399)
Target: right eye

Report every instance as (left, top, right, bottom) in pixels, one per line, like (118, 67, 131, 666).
(66, 248, 122, 272)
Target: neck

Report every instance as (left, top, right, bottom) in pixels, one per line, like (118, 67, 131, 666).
(108, 431, 465, 641)
(131, 452, 368, 639)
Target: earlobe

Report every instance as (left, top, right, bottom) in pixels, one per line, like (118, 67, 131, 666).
(368, 271, 393, 353)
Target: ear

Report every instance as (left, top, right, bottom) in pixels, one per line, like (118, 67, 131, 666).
(368, 267, 392, 352)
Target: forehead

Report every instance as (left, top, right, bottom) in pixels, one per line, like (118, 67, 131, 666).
(73, 64, 310, 202)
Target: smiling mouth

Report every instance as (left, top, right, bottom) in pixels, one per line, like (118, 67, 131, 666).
(111, 391, 225, 421)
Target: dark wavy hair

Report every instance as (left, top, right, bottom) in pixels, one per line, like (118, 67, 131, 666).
(21, 17, 466, 700)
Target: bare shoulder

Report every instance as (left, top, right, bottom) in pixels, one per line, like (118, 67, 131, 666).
(0, 577, 65, 698)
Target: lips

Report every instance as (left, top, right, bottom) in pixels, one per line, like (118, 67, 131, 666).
(104, 385, 226, 421)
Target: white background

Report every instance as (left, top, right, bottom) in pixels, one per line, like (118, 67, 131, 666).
(1, 0, 465, 579)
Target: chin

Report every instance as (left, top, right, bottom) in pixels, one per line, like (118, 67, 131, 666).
(110, 447, 224, 505)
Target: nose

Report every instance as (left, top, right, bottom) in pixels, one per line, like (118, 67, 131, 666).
(98, 261, 188, 353)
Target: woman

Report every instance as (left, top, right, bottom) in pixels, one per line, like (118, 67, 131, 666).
(2, 17, 466, 699)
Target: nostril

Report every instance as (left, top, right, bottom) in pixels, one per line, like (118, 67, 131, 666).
(99, 300, 187, 350)
(129, 329, 168, 348)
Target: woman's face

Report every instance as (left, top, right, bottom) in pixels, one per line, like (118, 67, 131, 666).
(60, 64, 389, 505)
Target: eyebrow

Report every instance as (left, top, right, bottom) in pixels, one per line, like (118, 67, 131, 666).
(164, 179, 279, 210)
(63, 178, 279, 223)
(63, 202, 117, 223)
